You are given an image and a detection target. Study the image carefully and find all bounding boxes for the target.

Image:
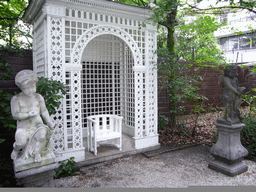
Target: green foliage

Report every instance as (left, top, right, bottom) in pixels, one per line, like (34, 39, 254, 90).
(0, 155, 18, 187)
(0, 138, 5, 144)
(112, 0, 149, 6)
(190, 95, 208, 137)
(36, 77, 68, 116)
(242, 94, 256, 114)
(54, 157, 80, 179)
(0, 62, 16, 133)
(157, 48, 205, 127)
(181, 130, 190, 136)
(177, 122, 186, 130)
(0, 0, 31, 48)
(241, 114, 256, 160)
(175, 15, 227, 65)
(158, 114, 168, 130)
(0, 62, 13, 81)
(0, 89, 16, 131)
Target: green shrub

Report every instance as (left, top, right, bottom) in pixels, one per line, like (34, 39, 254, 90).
(0, 89, 16, 132)
(36, 77, 68, 115)
(241, 114, 256, 160)
(0, 62, 16, 137)
(54, 157, 80, 179)
(158, 115, 168, 130)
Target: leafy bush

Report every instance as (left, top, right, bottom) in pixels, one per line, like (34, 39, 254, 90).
(36, 77, 68, 115)
(54, 157, 80, 179)
(241, 114, 256, 160)
(158, 115, 168, 130)
(0, 76, 67, 136)
(0, 89, 16, 131)
(242, 94, 256, 115)
(0, 62, 16, 138)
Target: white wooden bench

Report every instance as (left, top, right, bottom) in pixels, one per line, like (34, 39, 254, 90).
(86, 114, 123, 156)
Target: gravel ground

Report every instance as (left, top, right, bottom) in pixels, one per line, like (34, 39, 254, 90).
(54, 145, 256, 188)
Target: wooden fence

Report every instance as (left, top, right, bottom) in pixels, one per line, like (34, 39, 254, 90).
(0, 50, 33, 94)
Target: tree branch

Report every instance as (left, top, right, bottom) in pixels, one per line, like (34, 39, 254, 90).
(185, 3, 256, 15)
(0, 17, 19, 21)
(129, 0, 146, 6)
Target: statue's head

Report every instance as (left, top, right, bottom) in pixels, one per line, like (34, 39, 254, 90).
(15, 70, 38, 90)
(224, 65, 237, 78)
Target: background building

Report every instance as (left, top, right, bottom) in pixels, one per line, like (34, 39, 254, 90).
(215, 9, 256, 64)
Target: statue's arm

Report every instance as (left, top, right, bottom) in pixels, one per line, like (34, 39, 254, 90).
(38, 94, 55, 129)
(223, 77, 240, 95)
(11, 96, 30, 120)
(235, 78, 246, 93)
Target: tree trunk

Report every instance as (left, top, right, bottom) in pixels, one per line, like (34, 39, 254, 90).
(165, 1, 178, 127)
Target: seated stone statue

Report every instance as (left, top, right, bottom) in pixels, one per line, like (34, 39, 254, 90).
(218, 65, 245, 125)
(11, 70, 56, 164)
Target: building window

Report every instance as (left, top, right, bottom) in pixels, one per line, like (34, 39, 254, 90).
(220, 32, 256, 51)
(220, 37, 228, 50)
(220, 14, 228, 23)
(229, 36, 238, 50)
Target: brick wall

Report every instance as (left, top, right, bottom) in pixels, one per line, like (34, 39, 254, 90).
(158, 61, 255, 117)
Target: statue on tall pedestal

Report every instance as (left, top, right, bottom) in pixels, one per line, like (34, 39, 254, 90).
(208, 65, 248, 177)
(10, 70, 56, 173)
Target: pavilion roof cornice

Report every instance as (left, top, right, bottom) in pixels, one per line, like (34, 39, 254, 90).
(23, 0, 152, 24)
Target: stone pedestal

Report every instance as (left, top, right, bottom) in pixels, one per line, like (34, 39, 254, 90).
(208, 122, 249, 176)
(15, 163, 58, 187)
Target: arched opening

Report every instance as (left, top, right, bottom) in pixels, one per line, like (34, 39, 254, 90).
(80, 34, 136, 145)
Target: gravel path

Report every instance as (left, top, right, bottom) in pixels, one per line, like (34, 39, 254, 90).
(54, 145, 256, 188)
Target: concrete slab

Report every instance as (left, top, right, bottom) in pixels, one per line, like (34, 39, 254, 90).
(78, 133, 160, 167)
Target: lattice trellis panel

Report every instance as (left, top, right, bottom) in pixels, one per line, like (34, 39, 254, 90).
(64, 8, 148, 140)
(50, 17, 64, 81)
(120, 45, 135, 129)
(70, 25, 143, 138)
(81, 34, 135, 136)
(147, 31, 158, 136)
(48, 17, 65, 153)
(64, 68, 83, 150)
(134, 69, 146, 138)
(71, 70, 83, 149)
(71, 25, 142, 66)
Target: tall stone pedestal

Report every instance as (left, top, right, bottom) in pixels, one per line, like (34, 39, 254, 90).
(15, 163, 58, 187)
(208, 122, 248, 176)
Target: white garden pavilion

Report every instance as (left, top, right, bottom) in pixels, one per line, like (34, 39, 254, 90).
(23, 0, 159, 162)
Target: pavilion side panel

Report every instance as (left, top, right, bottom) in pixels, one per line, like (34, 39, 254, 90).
(32, 12, 47, 77)
(133, 29, 159, 149)
(46, 13, 85, 162)
(147, 31, 158, 139)
(45, 15, 66, 160)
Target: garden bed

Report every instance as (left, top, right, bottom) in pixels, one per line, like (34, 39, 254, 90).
(159, 107, 251, 146)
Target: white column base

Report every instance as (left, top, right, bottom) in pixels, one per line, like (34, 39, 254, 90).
(56, 147, 85, 162)
(133, 135, 159, 149)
